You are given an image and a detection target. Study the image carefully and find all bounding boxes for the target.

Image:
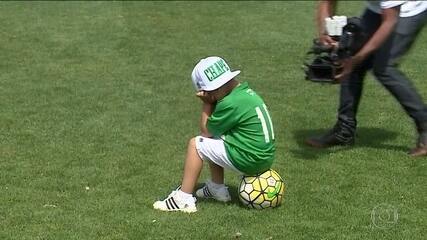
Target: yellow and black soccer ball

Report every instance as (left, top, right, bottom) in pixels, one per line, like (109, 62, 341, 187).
(238, 169, 285, 209)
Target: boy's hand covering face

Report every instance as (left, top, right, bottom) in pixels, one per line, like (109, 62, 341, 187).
(196, 91, 216, 104)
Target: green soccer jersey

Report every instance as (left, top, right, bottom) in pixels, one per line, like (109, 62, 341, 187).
(207, 82, 275, 175)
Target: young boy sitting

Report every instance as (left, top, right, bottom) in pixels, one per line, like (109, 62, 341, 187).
(153, 56, 275, 213)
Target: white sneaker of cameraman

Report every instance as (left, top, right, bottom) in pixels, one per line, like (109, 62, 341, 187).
(153, 189, 197, 213)
(195, 180, 231, 202)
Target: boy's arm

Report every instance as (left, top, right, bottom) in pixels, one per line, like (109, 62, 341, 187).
(200, 102, 214, 138)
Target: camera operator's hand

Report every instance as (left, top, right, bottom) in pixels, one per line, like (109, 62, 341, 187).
(334, 58, 353, 82)
(335, 55, 363, 82)
(319, 34, 338, 48)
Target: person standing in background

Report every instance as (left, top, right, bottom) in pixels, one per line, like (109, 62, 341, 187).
(306, 0, 427, 157)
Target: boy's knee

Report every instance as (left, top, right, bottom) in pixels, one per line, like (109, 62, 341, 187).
(188, 137, 197, 149)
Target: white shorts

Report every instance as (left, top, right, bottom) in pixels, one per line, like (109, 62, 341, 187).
(195, 136, 242, 174)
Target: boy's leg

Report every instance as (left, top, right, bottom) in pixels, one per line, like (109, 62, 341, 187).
(153, 137, 200, 213)
(193, 136, 240, 202)
(181, 137, 204, 193)
(208, 160, 224, 184)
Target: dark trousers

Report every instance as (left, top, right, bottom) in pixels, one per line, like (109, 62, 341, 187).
(337, 9, 427, 139)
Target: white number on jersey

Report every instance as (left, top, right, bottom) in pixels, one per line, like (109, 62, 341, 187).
(255, 104, 275, 143)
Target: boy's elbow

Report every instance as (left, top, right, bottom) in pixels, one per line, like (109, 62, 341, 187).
(200, 128, 213, 138)
(201, 132, 213, 138)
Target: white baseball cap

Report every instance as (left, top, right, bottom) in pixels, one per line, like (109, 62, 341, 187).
(191, 56, 240, 91)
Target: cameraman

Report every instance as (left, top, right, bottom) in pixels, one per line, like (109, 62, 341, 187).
(306, 0, 427, 156)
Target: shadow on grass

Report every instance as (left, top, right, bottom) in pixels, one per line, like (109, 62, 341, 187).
(291, 127, 409, 160)
(228, 185, 242, 205)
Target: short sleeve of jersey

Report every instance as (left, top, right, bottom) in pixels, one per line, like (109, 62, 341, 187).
(207, 100, 238, 137)
(380, 1, 405, 9)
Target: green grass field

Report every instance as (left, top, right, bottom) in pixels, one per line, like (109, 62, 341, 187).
(1, 1, 426, 239)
